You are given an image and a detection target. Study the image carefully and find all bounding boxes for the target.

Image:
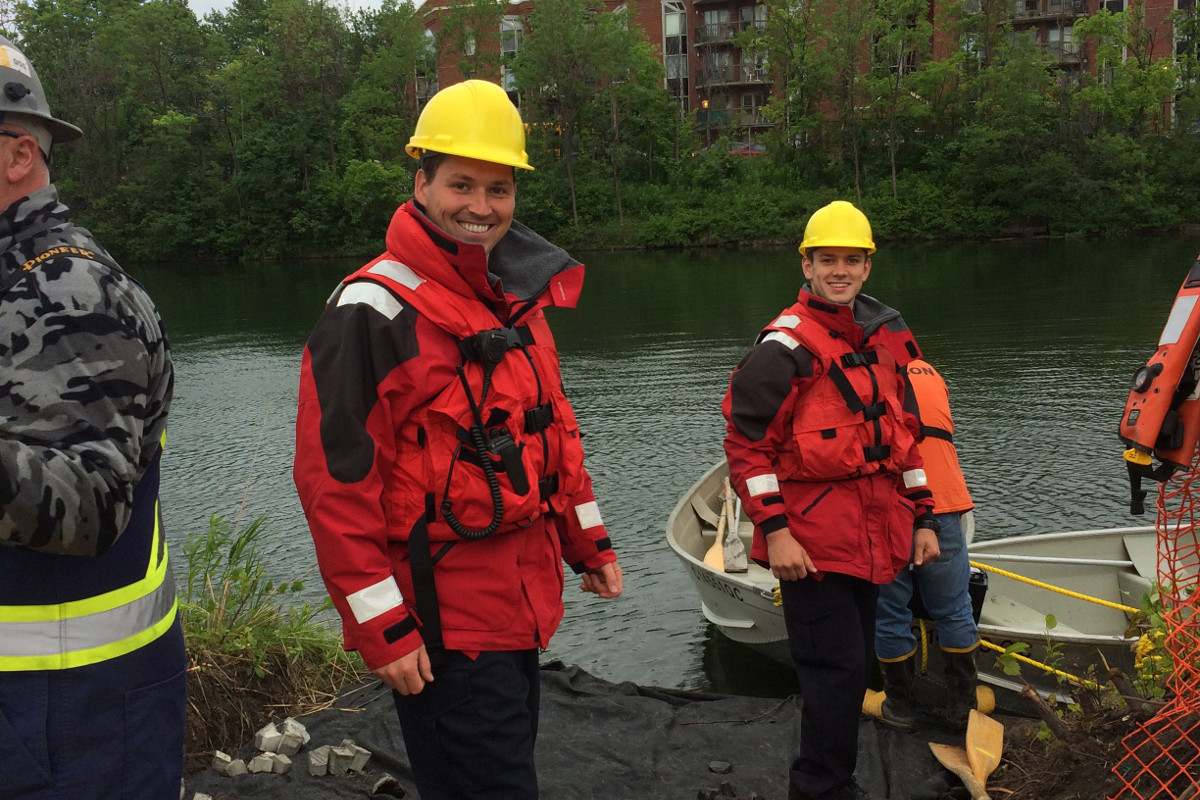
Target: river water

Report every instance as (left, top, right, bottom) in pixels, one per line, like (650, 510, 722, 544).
(138, 235, 1200, 697)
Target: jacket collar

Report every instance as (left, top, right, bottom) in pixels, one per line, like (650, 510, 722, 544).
(797, 284, 903, 344)
(388, 200, 584, 321)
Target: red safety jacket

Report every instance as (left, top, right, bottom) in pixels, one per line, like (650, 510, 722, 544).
(764, 303, 918, 483)
(342, 257, 586, 540)
(723, 289, 934, 584)
(294, 201, 615, 670)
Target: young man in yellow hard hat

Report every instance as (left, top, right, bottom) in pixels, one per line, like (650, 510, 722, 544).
(294, 80, 622, 799)
(722, 200, 938, 800)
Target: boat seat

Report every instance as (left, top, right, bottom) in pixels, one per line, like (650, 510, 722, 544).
(1117, 570, 1153, 610)
(979, 595, 1085, 637)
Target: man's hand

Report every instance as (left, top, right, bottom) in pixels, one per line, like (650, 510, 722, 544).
(580, 559, 623, 598)
(373, 645, 435, 696)
(913, 527, 940, 566)
(765, 528, 816, 581)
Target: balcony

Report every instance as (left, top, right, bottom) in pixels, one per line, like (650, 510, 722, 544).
(695, 19, 766, 46)
(1011, 0, 1087, 21)
(698, 64, 769, 87)
(696, 109, 731, 126)
(1043, 42, 1082, 63)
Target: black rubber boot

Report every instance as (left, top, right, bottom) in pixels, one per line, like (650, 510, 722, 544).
(943, 647, 978, 732)
(877, 654, 918, 730)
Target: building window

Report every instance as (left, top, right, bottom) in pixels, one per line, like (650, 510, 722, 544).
(464, 30, 476, 57)
(501, 16, 523, 56)
(1104, 0, 1124, 11)
(663, 0, 689, 110)
(613, 3, 628, 30)
(417, 29, 438, 105)
(739, 4, 766, 33)
(702, 8, 730, 43)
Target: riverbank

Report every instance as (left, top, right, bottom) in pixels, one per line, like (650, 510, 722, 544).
(184, 662, 957, 799)
(181, 656, 1163, 799)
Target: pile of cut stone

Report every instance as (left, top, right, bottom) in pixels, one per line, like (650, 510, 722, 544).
(204, 716, 372, 778)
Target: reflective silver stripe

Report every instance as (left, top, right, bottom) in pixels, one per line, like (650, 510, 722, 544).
(346, 576, 404, 624)
(368, 259, 425, 291)
(337, 282, 404, 320)
(773, 314, 801, 329)
(1160, 294, 1199, 346)
(762, 331, 799, 350)
(745, 474, 779, 497)
(0, 566, 176, 661)
(575, 501, 603, 530)
(902, 469, 928, 489)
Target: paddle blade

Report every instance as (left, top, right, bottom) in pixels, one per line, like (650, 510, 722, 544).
(702, 540, 725, 571)
(929, 743, 991, 800)
(723, 527, 748, 572)
(966, 709, 1004, 784)
(703, 495, 729, 572)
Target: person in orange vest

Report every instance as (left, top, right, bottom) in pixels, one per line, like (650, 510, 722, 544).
(873, 357, 979, 732)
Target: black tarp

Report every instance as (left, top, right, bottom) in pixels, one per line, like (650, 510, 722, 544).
(184, 663, 964, 799)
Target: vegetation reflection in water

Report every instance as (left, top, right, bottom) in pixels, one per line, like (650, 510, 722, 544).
(137, 235, 1200, 695)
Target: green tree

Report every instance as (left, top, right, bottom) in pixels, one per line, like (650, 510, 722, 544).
(825, 0, 874, 200)
(747, 0, 830, 161)
(514, 0, 610, 225)
(864, 0, 933, 199)
(436, 0, 505, 81)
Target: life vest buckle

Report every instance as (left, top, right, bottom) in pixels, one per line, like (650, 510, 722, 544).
(458, 327, 532, 366)
(524, 403, 554, 433)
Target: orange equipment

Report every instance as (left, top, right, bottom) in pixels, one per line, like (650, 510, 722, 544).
(1118, 255, 1200, 514)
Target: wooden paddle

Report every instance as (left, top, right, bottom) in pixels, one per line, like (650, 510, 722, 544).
(703, 485, 730, 572)
(723, 480, 748, 572)
(929, 743, 990, 800)
(966, 709, 1004, 784)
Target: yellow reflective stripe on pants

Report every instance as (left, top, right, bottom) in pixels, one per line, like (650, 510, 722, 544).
(0, 501, 178, 670)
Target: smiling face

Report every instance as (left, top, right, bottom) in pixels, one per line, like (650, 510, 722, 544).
(414, 154, 515, 254)
(802, 246, 871, 306)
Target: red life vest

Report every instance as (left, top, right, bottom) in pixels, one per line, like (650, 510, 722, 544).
(344, 257, 586, 542)
(765, 300, 918, 482)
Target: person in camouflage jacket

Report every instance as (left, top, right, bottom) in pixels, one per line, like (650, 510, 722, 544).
(0, 35, 185, 800)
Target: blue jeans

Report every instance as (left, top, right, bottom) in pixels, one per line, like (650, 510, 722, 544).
(875, 511, 978, 659)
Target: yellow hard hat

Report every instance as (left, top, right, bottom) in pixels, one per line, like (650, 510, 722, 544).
(798, 200, 875, 255)
(406, 80, 533, 171)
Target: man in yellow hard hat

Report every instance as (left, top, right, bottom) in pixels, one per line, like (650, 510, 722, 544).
(721, 200, 938, 799)
(293, 79, 622, 799)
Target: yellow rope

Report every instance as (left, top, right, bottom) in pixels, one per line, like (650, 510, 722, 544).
(969, 560, 1139, 615)
(977, 637, 1100, 691)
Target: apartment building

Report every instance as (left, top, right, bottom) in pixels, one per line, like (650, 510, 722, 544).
(417, 0, 1192, 143)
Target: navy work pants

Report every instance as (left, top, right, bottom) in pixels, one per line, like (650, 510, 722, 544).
(393, 649, 541, 800)
(0, 617, 187, 800)
(781, 572, 878, 798)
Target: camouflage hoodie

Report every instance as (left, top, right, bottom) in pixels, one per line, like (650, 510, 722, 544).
(0, 186, 172, 556)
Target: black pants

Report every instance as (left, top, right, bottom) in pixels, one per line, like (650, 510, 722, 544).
(393, 649, 541, 800)
(781, 572, 878, 798)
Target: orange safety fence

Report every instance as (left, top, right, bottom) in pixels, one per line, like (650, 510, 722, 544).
(1110, 465, 1200, 799)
